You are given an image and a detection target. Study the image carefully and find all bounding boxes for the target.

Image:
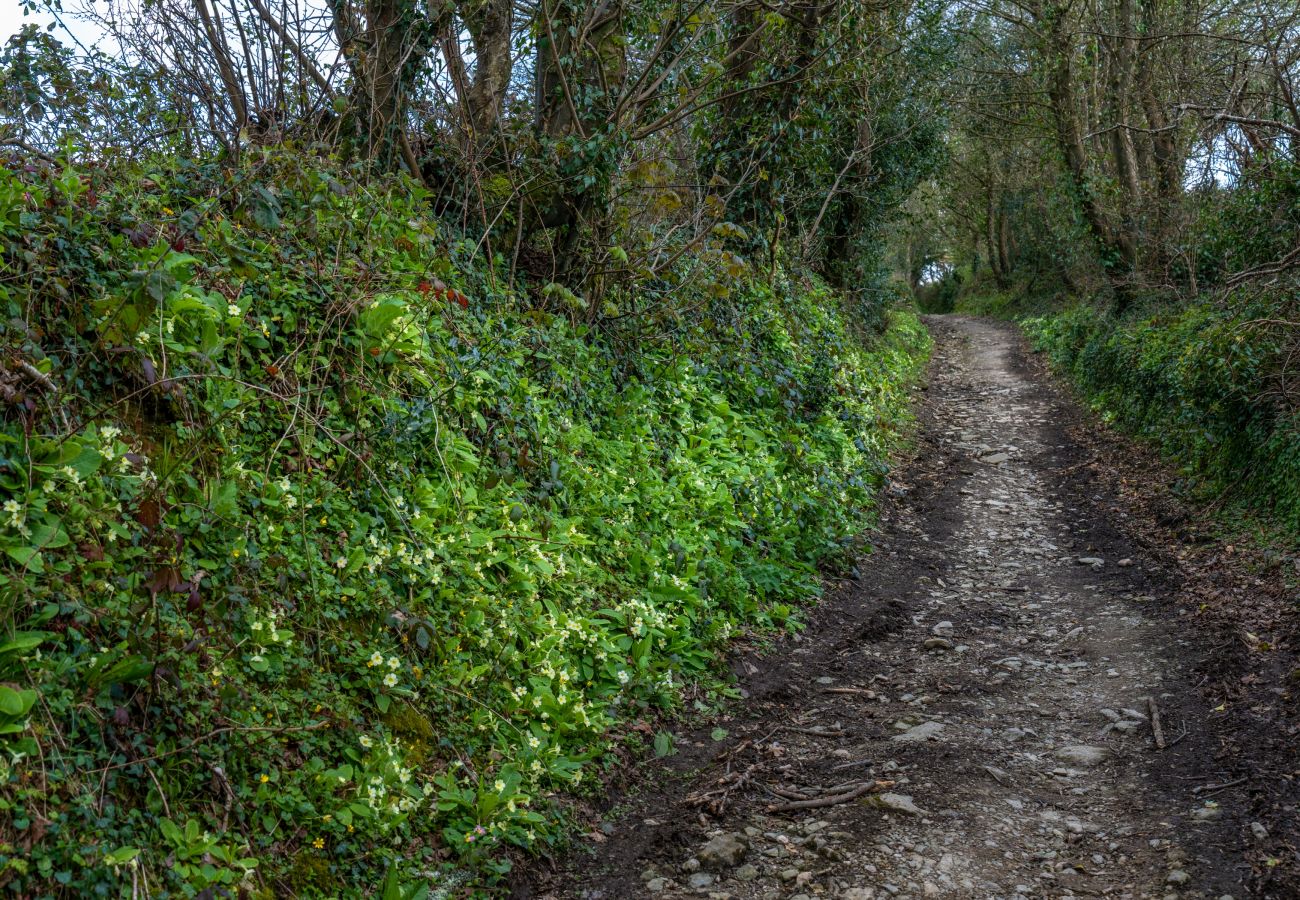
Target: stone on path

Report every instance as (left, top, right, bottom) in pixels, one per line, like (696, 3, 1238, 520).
(1053, 744, 1111, 767)
(698, 833, 747, 869)
(891, 720, 945, 743)
(865, 793, 926, 816)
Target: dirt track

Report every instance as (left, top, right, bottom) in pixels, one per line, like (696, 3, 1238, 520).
(525, 317, 1298, 900)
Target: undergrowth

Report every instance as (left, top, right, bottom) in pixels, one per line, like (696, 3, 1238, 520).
(0, 153, 929, 896)
(1020, 293, 1300, 538)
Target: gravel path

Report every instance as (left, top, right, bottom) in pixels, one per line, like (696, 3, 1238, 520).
(535, 317, 1267, 900)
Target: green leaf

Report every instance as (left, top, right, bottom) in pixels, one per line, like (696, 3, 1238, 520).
(2, 544, 40, 570)
(0, 686, 35, 718)
(653, 730, 675, 758)
(104, 847, 140, 866)
(159, 818, 183, 846)
(381, 864, 402, 900)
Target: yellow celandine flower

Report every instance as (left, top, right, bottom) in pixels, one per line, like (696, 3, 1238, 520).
(312, 838, 325, 849)
(260, 774, 270, 784)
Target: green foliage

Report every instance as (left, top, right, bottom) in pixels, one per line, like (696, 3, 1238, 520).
(1191, 161, 1300, 286)
(0, 153, 928, 895)
(1024, 295, 1300, 535)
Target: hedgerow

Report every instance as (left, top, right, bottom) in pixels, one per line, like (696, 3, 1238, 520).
(0, 153, 928, 896)
(1023, 294, 1300, 534)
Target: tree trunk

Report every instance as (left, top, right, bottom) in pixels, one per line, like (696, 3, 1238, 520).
(1042, 1, 1136, 310)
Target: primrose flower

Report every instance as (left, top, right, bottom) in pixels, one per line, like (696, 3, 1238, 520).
(228, 303, 242, 317)
(249, 654, 265, 667)
(383, 672, 399, 688)
(386, 656, 400, 670)
(368, 652, 383, 667)
(359, 734, 374, 749)
(617, 670, 630, 685)
(494, 779, 506, 793)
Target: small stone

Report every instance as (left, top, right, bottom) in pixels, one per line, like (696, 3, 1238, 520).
(683, 858, 701, 873)
(699, 833, 748, 869)
(866, 793, 925, 816)
(923, 637, 954, 651)
(816, 676, 835, 685)
(795, 871, 814, 887)
(688, 872, 715, 890)
(892, 721, 945, 743)
(1166, 869, 1191, 885)
(647, 878, 669, 893)
(1118, 558, 1133, 567)
(839, 889, 874, 900)
(1251, 822, 1269, 841)
(1077, 557, 1104, 566)
(735, 864, 759, 882)
(780, 868, 800, 882)
(983, 765, 1011, 784)
(641, 868, 659, 882)
(932, 621, 954, 636)
(1053, 745, 1110, 767)
(1192, 806, 1222, 821)
(980, 452, 1010, 464)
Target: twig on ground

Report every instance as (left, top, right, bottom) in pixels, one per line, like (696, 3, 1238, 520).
(1193, 776, 1247, 795)
(1148, 696, 1167, 749)
(764, 780, 890, 814)
(780, 725, 845, 737)
(821, 687, 876, 696)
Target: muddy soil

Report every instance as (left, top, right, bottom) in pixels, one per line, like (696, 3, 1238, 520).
(521, 316, 1299, 900)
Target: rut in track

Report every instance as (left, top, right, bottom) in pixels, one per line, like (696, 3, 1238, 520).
(534, 316, 1267, 900)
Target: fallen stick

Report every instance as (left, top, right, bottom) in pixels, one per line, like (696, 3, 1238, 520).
(764, 780, 888, 814)
(822, 687, 876, 696)
(1148, 696, 1167, 749)
(781, 725, 845, 737)
(1193, 776, 1247, 795)
(765, 784, 812, 801)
